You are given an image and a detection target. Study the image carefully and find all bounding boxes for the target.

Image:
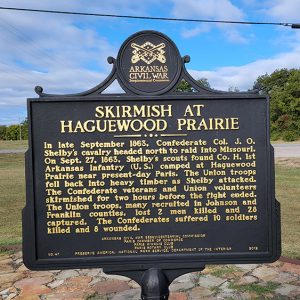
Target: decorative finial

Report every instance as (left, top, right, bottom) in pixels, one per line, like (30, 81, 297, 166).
(35, 86, 43, 96)
(107, 56, 115, 64)
(183, 55, 190, 63)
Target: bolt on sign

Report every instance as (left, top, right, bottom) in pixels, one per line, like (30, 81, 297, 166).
(23, 31, 280, 299)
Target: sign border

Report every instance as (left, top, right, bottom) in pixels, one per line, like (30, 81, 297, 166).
(23, 94, 281, 271)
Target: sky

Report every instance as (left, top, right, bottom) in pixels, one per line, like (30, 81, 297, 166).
(0, 0, 300, 124)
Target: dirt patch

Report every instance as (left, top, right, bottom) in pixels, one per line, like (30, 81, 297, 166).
(0, 244, 22, 255)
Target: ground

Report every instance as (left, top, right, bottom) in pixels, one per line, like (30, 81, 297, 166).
(0, 252, 300, 299)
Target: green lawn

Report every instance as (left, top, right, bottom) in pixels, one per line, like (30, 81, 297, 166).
(0, 140, 28, 150)
(0, 154, 299, 259)
(275, 159, 300, 259)
(0, 154, 25, 248)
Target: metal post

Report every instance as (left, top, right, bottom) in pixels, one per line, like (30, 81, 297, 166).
(103, 265, 205, 300)
(141, 268, 169, 300)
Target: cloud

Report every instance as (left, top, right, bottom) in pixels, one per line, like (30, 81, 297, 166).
(257, 2, 300, 57)
(241, 0, 257, 6)
(180, 24, 210, 38)
(0, 10, 116, 122)
(189, 45, 300, 91)
(1, 0, 159, 123)
(170, 0, 248, 42)
(184, 1, 300, 91)
(261, 0, 300, 22)
(171, 0, 244, 20)
(217, 24, 250, 44)
(226, 29, 248, 44)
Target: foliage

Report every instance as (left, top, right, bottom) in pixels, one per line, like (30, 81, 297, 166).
(0, 125, 7, 140)
(6, 125, 20, 140)
(176, 78, 211, 92)
(253, 68, 300, 141)
(198, 78, 211, 88)
(0, 118, 28, 140)
(177, 80, 193, 92)
(21, 118, 29, 140)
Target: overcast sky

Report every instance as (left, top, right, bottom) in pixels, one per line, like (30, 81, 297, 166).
(0, 0, 300, 124)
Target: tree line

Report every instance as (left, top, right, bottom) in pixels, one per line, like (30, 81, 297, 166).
(1, 68, 299, 141)
(0, 119, 28, 140)
(253, 68, 300, 141)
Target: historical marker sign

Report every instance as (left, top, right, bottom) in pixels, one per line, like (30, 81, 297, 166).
(23, 31, 280, 273)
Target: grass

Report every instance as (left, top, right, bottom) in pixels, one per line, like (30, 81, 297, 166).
(275, 158, 300, 259)
(0, 154, 299, 259)
(85, 293, 107, 300)
(0, 140, 28, 150)
(0, 154, 25, 250)
(209, 286, 221, 294)
(228, 281, 280, 296)
(209, 265, 240, 278)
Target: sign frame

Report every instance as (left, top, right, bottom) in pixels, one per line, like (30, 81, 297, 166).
(23, 30, 281, 299)
(23, 94, 280, 271)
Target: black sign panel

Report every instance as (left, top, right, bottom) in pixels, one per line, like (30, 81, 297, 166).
(23, 30, 280, 271)
(23, 96, 280, 270)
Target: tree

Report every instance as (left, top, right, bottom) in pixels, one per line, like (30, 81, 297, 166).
(177, 80, 193, 92)
(253, 69, 291, 95)
(253, 69, 300, 141)
(0, 118, 28, 140)
(176, 78, 211, 92)
(198, 78, 211, 88)
(6, 125, 20, 140)
(21, 118, 28, 140)
(0, 125, 7, 140)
